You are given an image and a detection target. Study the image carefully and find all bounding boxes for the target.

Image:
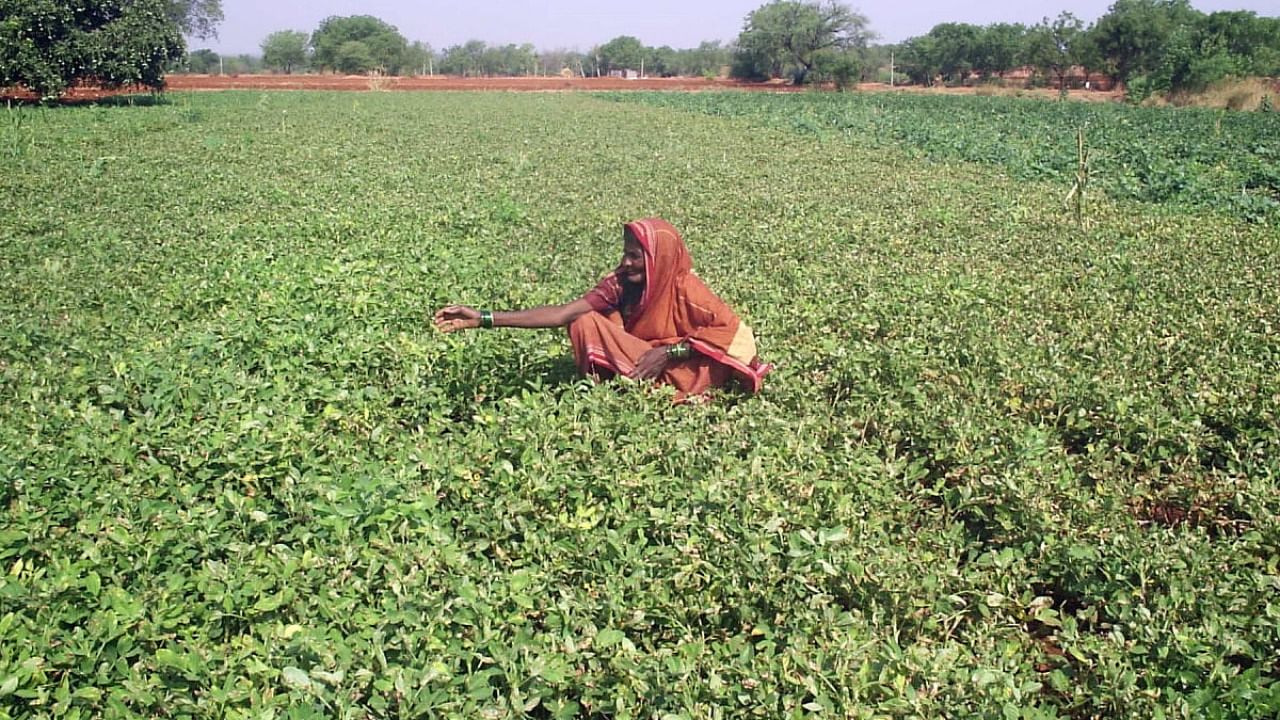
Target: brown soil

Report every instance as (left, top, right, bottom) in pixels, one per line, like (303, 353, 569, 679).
(2, 74, 1124, 103)
(161, 74, 793, 92)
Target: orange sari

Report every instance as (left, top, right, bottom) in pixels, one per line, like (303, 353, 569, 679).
(569, 218, 772, 396)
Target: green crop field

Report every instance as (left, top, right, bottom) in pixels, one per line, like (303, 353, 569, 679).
(1, 91, 1277, 719)
(606, 92, 1280, 224)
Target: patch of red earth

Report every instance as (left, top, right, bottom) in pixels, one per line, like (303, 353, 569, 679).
(1, 82, 141, 103)
(3, 74, 1123, 102)
(162, 74, 799, 92)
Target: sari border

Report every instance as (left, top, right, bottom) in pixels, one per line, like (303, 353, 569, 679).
(686, 338, 773, 394)
(583, 345, 632, 377)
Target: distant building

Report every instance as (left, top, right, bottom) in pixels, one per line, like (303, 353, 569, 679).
(1002, 66, 1114, 91)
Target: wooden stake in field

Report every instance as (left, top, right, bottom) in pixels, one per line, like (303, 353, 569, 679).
(1064, 126, 1090, 230)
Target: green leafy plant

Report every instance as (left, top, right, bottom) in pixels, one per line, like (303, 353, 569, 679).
(606, 90, 1279, 223)
(0, 90, 1277, 718)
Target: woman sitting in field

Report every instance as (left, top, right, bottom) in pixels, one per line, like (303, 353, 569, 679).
(434, 218, 771, 398)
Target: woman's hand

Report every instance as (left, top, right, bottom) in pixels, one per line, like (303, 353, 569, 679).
(632, 345, 671, 380)
(434, 305, 481, 332)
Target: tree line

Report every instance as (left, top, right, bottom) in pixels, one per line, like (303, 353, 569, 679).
(894, 1, 1280, 97)
(3, 0, 1277, 100)
(192, 0, 1280, 98)
(197, 22, 737, 80)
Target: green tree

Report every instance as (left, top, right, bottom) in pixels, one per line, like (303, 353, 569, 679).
(1088, 5, 1280, 96)
(1141, 19, 1198, 93)
(733, 0, 875, 84)
(677, 40, 731, 77)
(1149, 12, 1272, 94)
(858, 43, 894, 83)
(184, 48, 221, 73)
(222, 53, 260, 74)
(403, 41, 434, 76)
(976, 23, 1027, 79)
(1197, 11, 1280, 77)
(261, 30, 308, 74)
(477, 43, 536, 75)
(926, 22, 982, 84)
(897, 35, 940, 85)
(1089, 0, 1201, 84)
(583, 48, 603, 78)
(0, 0, 185, 99)
(1024, 13, 1086, 93)
(440, 40, 487, 76)
(814, 49, 861, 88)
(731, 40, 780, 81)
(311, 15, 408, 74)
(647, 45, 678, 77)
(598, 35, 646, 73)
(167, 0, 222, 40)
(334, 41, 374, 74)
(516, 43, 538, 75)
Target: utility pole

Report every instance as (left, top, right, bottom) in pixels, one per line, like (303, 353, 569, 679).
(889, 50, 893, 87)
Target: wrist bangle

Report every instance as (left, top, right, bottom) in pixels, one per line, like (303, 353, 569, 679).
(665, 342, 690, 360)
(480, 310, 494, 329)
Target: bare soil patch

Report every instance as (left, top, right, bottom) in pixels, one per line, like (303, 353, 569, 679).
(4, 74, 1127, 103)
(169, 74, 795, 93)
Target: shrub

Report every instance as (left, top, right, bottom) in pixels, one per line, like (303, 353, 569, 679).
(0, 0, 184, 99)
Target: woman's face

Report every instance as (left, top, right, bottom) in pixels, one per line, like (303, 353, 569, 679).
(619, 235, 645, 286)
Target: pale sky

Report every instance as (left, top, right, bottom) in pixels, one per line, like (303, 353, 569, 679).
(197, 1, 1280, 55)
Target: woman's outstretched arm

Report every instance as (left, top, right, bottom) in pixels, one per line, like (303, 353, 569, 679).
(434, 298, 594, 333)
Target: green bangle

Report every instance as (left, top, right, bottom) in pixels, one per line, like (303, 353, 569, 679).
(480, 310, 494, 329)
(666, 342, 690, 360)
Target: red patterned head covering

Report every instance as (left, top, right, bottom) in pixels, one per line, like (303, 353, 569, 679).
(621, 218, 767, 390)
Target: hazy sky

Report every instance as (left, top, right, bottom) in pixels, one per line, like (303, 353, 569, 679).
(198, 1, 1280, 55)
